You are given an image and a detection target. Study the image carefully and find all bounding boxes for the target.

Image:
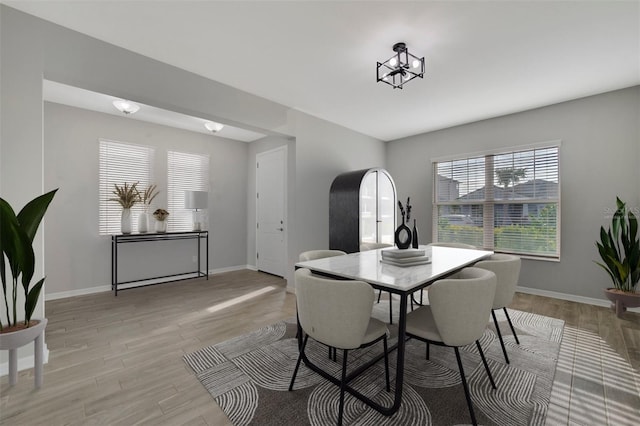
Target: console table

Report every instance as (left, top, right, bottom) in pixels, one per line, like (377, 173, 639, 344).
(111, 231, 208, 295)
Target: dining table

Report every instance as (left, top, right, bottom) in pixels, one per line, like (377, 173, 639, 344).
(294, 244, 493, 416)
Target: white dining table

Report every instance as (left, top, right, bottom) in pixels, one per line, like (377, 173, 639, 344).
(294, 244, 493, 416)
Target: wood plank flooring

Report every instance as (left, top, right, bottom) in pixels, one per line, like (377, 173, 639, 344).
(1, 270, 638, 425)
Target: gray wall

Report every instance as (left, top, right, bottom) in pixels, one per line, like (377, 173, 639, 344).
(387, 86, 640, 300)
(43, 102, 248, 295)
(292, 110, 386, 290)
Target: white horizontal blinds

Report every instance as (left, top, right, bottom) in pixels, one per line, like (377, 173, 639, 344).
(434, 156, 485, 246)
(433, 145, 560, 258)
(167, 150, 210, 232)
(492, 146, 559, 257)
(99, 139, 154, 235)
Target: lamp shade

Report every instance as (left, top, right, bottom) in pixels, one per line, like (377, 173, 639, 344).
(184, 191, 208, 210)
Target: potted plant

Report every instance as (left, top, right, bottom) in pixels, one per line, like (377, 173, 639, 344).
(0, 189, 57, 387)
(595, 197, 640, 317)
(153, 208, 170, 233)
(137, 184, 159, 233)
(109, 182, 139, 234)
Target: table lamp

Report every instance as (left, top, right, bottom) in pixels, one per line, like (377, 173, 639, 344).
(184, 190, 208, 231)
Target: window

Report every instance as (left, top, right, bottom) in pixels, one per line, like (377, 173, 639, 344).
(433, 145, 560, 259)
(99, 139, 154, 235)
(167, 150, 210, 231)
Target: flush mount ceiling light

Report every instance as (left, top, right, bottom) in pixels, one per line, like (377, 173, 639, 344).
(112, 100, 140, 115)
(376, 42, 425, 89)
(204, 121, 224, 133)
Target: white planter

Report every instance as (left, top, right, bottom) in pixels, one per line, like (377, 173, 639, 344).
(155, 220, 167, 233)
(121, 208, 132, 234)
(0, 318, 48, 388)
(138, 212, 149, 233)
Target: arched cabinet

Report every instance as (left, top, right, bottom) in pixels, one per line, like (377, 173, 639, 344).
(329, 168, 397, 253)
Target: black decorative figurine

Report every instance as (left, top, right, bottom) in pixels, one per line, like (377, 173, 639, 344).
(395, 198, 412, 249)
(412, 219, 419, 249)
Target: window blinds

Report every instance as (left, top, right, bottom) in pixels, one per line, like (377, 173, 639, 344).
(99, 139, 154, 235)
(167, 150, 210, 232)
(433, 146, 560, 258)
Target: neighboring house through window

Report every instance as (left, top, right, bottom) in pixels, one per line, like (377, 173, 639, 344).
(433, 143, 560, 259)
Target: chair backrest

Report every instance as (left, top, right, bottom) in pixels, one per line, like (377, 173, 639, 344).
(428, 267, 496, 347)
(295, 268, 375, 350)
(474, 254, 521, 309)
(428, 242, 477, 249)
(359, 242, 393, 251)
(299, 250, 347, 262)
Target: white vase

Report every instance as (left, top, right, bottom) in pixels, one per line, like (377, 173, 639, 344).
(138, 212, 149, 233)
(121, 208, 132, 234)
(155, 220, 167, 233)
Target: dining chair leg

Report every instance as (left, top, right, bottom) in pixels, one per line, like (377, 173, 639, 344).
(383, 335, 390, 392)
(338, 349, 349, 426)
(377, 289, 382, 303)
(289, 335, 309, 391)
(454, 347, 478, 426)
(425, 342, 430, 360)
(491, 309, 510, 364)
(503, 307, 520, 344)
(476, 340, 497, 389)
(388, 295, 393, 324)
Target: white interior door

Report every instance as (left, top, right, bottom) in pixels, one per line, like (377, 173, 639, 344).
(256, 146, 286, 276)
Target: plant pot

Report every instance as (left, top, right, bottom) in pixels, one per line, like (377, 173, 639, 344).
(155, 219, 167, 233)
(603, 288, 640, 318)
(0, 318, 48, 388)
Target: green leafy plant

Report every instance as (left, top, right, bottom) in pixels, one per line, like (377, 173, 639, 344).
(0, 189, 57, 331)
(595, 197, 640, 293)
(109, 182, 139, 209)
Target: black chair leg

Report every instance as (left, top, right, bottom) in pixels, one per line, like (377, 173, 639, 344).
(389, 295, 393, 324)
(377, 289, 382, 303)
(476, 340, 496, 389)
(454, 347, 477, 426)
(425, 342, 430, 360)
(289, 335, 309, 391)
(491, 309, 510, 364)
(383, 335, 390, 392)
(338, 349, 349, 426)
(504, 307, 520, 344)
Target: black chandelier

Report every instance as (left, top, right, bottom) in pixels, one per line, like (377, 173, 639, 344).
(376, 42, 425, 89)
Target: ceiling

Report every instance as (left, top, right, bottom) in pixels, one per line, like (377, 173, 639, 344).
(5, 1, 640, 142)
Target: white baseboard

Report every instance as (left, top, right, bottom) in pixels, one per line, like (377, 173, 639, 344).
(0, 344, 49, 377)
(45, 265, 254, 301)
(516, 285, 640, 313)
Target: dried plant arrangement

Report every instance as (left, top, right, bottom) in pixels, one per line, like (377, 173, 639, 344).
(109, 182, 139, 209)
(139, 184, 159, 207)
(153, 208, 170, 221)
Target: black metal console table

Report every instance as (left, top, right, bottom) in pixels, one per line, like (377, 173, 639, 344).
(111, 231, 209, 295)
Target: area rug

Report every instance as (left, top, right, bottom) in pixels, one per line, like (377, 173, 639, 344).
(184, 306, 564, 425)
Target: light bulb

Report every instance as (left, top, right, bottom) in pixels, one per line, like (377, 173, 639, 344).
(382, 72, 389, 81)
(389, 57, 397, 67)
(412, 59, 421, 69)
(403, 73, 411, 81)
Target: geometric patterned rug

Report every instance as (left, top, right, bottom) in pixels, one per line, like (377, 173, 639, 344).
(184, 307, 564, 425)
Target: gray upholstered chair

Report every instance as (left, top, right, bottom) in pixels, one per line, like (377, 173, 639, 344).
(474, 254, 522, 363)
(299, 249, 347, 262)
(359, 242, 395, 323)
(289, 268, 390, 426)
(405, 267, 497, 426)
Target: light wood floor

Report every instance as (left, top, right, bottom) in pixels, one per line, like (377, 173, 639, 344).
(1, 270, 638, 425)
